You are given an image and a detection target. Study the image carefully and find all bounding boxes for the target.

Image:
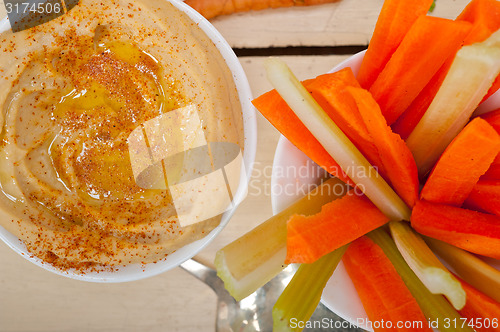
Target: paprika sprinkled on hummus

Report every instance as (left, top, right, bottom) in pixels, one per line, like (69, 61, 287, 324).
(0, 0, 243, 271)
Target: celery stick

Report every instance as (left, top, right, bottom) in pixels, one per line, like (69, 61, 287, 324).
(406, 31, 500, 177)
(215, 177, 348, 300)
(389, 221, 466, 310)
(426, 237, 500, 304)
(368, 228, 473, 331)
(264, 58, 411, 222)
(273, 246, 348, 332)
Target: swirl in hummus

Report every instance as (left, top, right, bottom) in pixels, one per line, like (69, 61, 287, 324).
(0, 0, 244, 270)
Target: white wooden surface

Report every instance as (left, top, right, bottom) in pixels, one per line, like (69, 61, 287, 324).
(0, 0, 471, 330)
(211, 0, 470, 48)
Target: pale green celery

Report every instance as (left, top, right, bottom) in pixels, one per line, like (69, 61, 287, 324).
(264, 57, 410, 222)
(389, 221, 465, 310)
(273, 246, 348, 332)
(368, 228, 473, 331)
(406, 31, 500, 177)
(426, 237, 500, 303)
(215, 177, 349, 301)
(428, 0, 436, 13)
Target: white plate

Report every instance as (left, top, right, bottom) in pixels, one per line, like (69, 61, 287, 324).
(0, 0, 257, 282)
(271, 51, 500, 330)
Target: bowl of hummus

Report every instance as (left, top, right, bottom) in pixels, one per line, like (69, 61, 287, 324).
(0, 0, 256, 281)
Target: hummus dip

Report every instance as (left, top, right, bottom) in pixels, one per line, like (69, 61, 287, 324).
(0, 0, 244, 270)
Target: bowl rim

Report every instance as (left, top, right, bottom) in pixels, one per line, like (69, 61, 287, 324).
(0, 0, 257, 282)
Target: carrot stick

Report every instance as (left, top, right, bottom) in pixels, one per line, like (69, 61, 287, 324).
(285, 192, 389, 264)
(391, 3, 499, 141)
(369, 16, 472, 125)
(405, 31, 500, 178)
(356, 0, 433, 89)
(307, 69, 388, 181)
(483, 155, 500, 180)
(457, 277, 500, 332)
(411, 200, 500, 260)
(481, 108, 500, 132)
(343, 236, 431, 332)
(484, 76, 500, 102)
(252, 73, 353, 185)
(264, 58, 411, 221)
(457, 0, 500, 43)
(346, 87, 419, 208)
(368, 229, 473, 331)
(457, 0, 500, 103)
(464, 180, 500, 216)
(184, 0, 339, 20)
(420, 118, 500, 206)
(481, 110, 500, 180)
(458, 0, 500, 103)
(391, 64, 453, 140)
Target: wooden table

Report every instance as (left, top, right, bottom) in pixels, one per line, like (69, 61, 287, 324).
(0, 0, 470, 331)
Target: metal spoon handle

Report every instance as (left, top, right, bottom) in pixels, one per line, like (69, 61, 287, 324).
(180, 259, 244, 332)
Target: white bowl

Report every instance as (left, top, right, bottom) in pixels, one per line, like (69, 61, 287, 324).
(0, 0, 257, 282)
(271, 51, 500, 330)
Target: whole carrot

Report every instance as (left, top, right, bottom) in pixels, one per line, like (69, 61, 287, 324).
(184, 0, 339, 20)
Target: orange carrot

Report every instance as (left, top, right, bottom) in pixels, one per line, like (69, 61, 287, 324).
(252, 73, 353, 185)
(393, 0, 500, 138)
(457, 0, 500, 43)
(391, 66, 452, 140)
(483, 155, 500, 180)
(346, 87, 419, 208)
(481, 110, 500, 180)
(464, 180, 500, 216)
(484, 76, 500, 103)
(356, 0, 433, 89)
(369, 16, 472, 125)
(343, 236, 431, 332)
(457, 0, 500, 102)
(307, 69, 388, 181)
(184, 0, 339, 20)
(420, 118, 500, 206)
(411, 200, 500, 260)
(457, 277, 500, 332)
(286, 192, 388, 264)
(481, 108, 500, 133)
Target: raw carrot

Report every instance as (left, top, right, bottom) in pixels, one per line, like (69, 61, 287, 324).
(346, 87, 419, 208)
(484, 76, 500, 102)
(457, 0, 500, 102)
(420, 118, 500, 206)
(184, 0, 338, 20)
(411, 200, 500, 260)
(285, 192, 389, 264)
(460, 15, 500, 109)
(307, 69, 388, 181)
(481, 108, 500, 133)
(252, 74, 353, 185)
(392, 0, 500, 140)
(343, 236, 431, 332)
(457, 0, 500, 44)
(479, 110, 500, 180)
(457, 277, 500, 332)
(391, 65, 453, 140)
(464, 180, 500, 216)
(369, 16, 472, 125)
(356, 0, 433, 89)
(483, 155, 500, 180)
